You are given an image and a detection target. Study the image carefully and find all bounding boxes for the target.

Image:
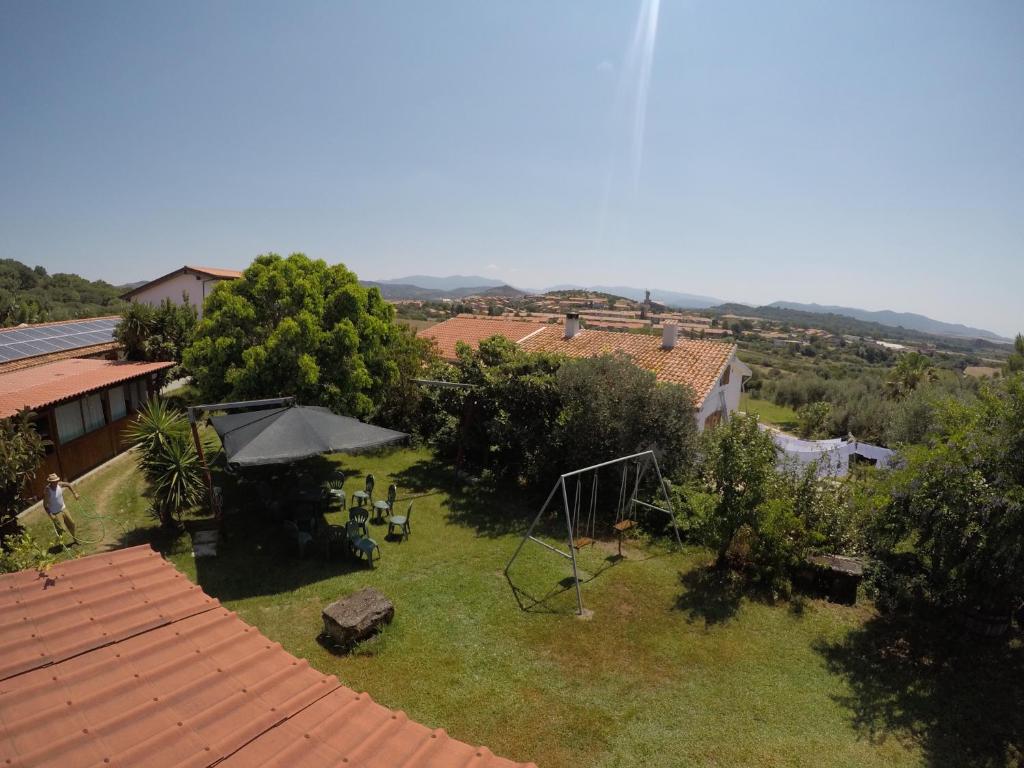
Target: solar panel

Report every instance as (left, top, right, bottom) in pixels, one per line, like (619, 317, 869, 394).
(0, 317, 118, 364)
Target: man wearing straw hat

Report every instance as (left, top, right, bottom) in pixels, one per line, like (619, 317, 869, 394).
(43, 473, 79, 544)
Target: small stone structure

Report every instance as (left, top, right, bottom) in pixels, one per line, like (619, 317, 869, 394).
(321, 588, 394, 651)
(806, 554, 864, 605)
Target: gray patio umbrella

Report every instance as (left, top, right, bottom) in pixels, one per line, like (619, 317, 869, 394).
(208, 405, 408, 468)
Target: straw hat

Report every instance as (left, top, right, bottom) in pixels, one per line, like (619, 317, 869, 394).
(46, 473, 59, 483)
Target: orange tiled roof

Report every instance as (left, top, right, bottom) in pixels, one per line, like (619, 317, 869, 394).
(520, 325, 735, 406)
(420, 316, 548, 361)
(0, 546, 535, 768)
(0, 358, 173, 418)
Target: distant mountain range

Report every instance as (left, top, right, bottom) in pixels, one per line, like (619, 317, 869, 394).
(374, 275, 506, 291)
(768, 301, 1009, 342)
(361, 280, 526, 301)
(370, 274, 1009, 342)
(546, 285, 722, 309)
(375, 275, 721, 309)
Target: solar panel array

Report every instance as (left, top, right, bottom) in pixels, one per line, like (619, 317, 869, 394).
(0, 317, 119, 363)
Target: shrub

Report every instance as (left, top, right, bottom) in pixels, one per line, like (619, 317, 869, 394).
(867, 375, 1024, 617)
(127, 399, 211, 525)
(0, 531, 56, 574)
(0, 410, 46, 537)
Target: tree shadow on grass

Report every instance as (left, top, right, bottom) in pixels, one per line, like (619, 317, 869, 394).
(816, 612, 1024, 767)
(391, 456, 544, 538)
(673, 562, 795, 628)
(673, 564, 747, 626)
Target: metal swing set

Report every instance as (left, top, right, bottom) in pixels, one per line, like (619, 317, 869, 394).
(504, 450, 682, 616)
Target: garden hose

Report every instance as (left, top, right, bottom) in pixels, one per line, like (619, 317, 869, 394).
(52, 495, 130, 548)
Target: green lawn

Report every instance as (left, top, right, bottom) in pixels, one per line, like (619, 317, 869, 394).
(18, 447, 1021, 767)
(741, 393, 800, 431)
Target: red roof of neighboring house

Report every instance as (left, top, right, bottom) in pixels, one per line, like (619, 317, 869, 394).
(121, 265, 243, 299)
(419, 316, 548, 360)
(0, 546, 535, 768)
(519, 325, 735, 406)
(0, 358, 173, 418)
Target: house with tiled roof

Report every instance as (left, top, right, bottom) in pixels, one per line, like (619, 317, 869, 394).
(0, 314, 172, 499)
(1, 357, 172, 498)
(121, 265, 244, 318)
(0, 545, 535, 768)
(424, 314, 750, 430)
(419, 315, 549, 361)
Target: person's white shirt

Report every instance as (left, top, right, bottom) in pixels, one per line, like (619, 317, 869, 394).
(43, 484, 66, 516)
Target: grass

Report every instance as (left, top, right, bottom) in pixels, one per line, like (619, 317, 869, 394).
(18, 447, 1022, 767)
(741, 393, 800, 432)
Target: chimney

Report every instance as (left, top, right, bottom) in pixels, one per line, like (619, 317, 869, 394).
(662, 322, 678, 350)
(564, 312, 581, 339)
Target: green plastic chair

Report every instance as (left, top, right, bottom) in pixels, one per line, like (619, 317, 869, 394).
(388, 501, 413, 541)
(326, 477, 346, 510)
(352, 474, 375, 507)
(283, 520, 313, 558)
(348, 506, 369, 530)
(374, 483, 397, 522)
(351, 536, 380, 566)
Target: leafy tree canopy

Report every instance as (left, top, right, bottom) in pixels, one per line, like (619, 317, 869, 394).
(869, 374, 1024, 614)
(0, 411, 46, 536)
(116, 299, 197, 381)
(184, 253, 424, 418)
(0, 259, 124, 325)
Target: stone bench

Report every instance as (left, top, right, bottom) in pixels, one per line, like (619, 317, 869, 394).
(321, 587, 394, 651)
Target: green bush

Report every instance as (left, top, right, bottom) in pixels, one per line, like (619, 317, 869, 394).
(867, 375, 1024, 616)
(127, 399, 211, 525)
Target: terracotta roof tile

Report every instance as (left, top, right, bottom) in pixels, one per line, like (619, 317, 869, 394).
(0, 358, 173, 418)
(0, 547, 535, 768)
(419, 316, 548, 361)
(520, 325, 736, 406)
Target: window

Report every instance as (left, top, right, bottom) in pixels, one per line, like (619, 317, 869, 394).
(719, 365, 731, 387)
(109, 385, 127, 421)
(33, 415, 55, 455)
(704, 410, 724, 430)
(126, 379, 149, 412)
(82, 393, 106, 433)
(55, 401, 85, 443)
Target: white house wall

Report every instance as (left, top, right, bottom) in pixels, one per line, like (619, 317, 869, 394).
(130, 273, 224, 318)
(695, 354, 747, 431)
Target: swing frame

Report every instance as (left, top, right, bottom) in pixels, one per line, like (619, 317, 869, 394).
(504, 450, 683, 616)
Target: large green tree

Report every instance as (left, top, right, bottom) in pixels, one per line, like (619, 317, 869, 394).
(184, 254, 423, 418)
(869, 374, 1024, 617)
(0, 411, 46, 537)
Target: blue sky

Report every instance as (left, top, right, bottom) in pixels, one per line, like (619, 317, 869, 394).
(1, 1, 1021, 336)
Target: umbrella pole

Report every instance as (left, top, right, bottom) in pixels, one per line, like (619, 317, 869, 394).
(188, 409, 217, 520)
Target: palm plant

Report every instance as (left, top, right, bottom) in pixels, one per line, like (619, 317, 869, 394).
(128, 399, 211, 525)
(885, 352, 938, 400)
(126, 398, 188, 453)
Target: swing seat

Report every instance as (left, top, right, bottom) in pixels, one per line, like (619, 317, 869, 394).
(573, 537, 595, 550)
(613, 519, 636, 533)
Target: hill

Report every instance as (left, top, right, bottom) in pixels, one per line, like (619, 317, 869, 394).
(713, 303, 1010, 353)
(376, 275, 506, 291)
(0, 259, 125, 325)
(770, 301, 1008, 342)
(545, 284, 722, 309)
(362, 281, 525, 301)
